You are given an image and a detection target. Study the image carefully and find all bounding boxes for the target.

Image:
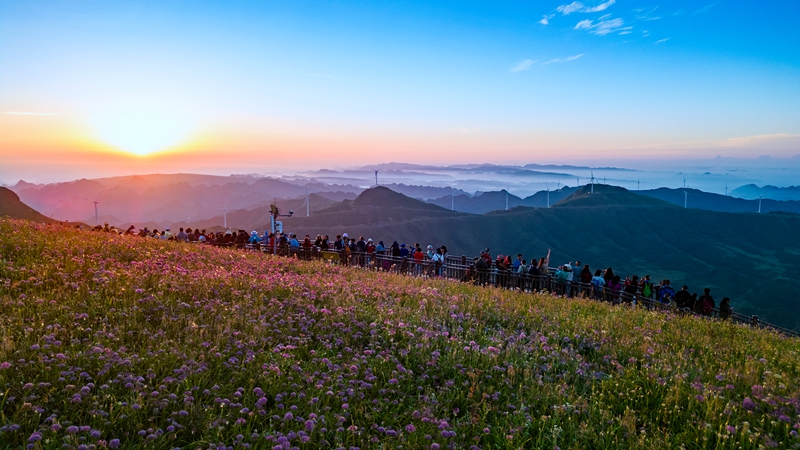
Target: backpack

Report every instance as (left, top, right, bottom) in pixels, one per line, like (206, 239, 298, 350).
(642, 282, 652, 298)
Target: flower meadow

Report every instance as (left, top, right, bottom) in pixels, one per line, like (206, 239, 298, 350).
(1, 219, 799, 449)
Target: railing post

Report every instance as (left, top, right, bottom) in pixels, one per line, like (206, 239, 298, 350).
(750, 315, 759, 327)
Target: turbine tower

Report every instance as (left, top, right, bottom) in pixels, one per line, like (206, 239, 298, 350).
(83, 190, 104, 226)
(684, 190, 688, 209)
(302, 190, 310, 217)
(590, 170, 595, 194)
(546, 188, 550, 208)
(758, 196, 763, 213)
(505, 189, 509, 211)
(370, 168, 378, 187)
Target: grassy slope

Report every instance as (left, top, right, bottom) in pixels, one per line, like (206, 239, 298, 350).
(0, 187, 54, 223)
(283, 186, 800, 331)
(1, 219, 799, 448)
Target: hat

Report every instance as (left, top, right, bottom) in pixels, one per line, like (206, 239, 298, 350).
(427, 245, 433, 250)
(400, 243, 406, 247)
(343, 232, 348, 237)
(251, 231, 257, 235)
(225, 230, 232, 235)
(368, 238, 373, 242)
(166, 227, 170, 231)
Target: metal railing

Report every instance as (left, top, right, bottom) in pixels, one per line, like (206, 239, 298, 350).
(209, 243, 799, 338)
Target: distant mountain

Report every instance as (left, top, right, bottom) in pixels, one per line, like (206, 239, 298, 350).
(186, 193, 353, 232)
(730, 184, 800, 201)
(555, 185, 673, 208)
(279, 185, 800, 332)
(279, 186, 466, 235)
(10, 173, 364, 227)
(427, 186, 578, 213)
(0, 187, 55, 223)
(638, 187, 800, 215)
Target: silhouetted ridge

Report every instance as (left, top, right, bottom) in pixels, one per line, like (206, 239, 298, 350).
(554, 184, 673, 208)
(0, 187, 52, 222)
(352, 186, 447, 211)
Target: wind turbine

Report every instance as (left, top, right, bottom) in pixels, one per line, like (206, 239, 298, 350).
(683, 177, 686, 190)
(576, 176, 580, 187)
(684, 190, 688, 209)
(223, 199, 228, 228)
(637, 179, 640, 191)
(505, 189, 509, 211)
(302, 189, 310, 217)
(370, 167, 378, 187)
(83, 190, 104, 226)
(546, 187, 550, 208)
(758, 196, 763, 213)
(590, 170, 595, 194)
(451, 193, 454, 211)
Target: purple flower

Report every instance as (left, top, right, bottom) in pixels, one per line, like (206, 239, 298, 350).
(66, 426, 79, 434)
(742, 397, 757, 411)
(132, 403, 141, 410)
(0, 362, 10, 369)
(431, 444, 440, 450)
(305, 420, 315, 432)
(405, 424, 416, 433)
(28, 433, 42, 442)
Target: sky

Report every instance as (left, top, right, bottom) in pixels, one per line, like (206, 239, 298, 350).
(1, 0, 799, 183)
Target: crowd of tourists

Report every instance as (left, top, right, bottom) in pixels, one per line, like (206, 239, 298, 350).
(91, 222, 733, 320)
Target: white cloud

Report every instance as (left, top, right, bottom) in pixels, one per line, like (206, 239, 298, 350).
(540, 14, 554, 25)
(655, 38, 670, 45)
(584, 0, 616, 13)
(591, 18, 626, 35)
(510, 59, 536, 73)
(556, 0, 616, 16)
(3, 111, 57, 116)
(557, 2, 585, 15)
(574, 19, 593, 30)
(544, 54, 584, 64)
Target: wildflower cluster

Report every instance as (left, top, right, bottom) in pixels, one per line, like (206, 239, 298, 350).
(0, 219, 799, 449)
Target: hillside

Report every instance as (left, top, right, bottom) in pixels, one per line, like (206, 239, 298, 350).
(0, 187, 54, 222)
(280, 186, 467, 232)
(281, 186, 800, 331)
(639, 187, 800, 214)
(427, 186, 578, 213)
(0, 219, 798, 449)
(732, 183, 800, 201)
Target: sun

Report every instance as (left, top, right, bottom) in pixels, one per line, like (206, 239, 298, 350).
(90, 109, 194, 156)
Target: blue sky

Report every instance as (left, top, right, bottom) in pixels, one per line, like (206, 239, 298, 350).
(1, 0, 799, 181)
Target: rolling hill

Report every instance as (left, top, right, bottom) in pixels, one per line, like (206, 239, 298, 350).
(0, 187, 56, 223)
(280, 184, 800, 331)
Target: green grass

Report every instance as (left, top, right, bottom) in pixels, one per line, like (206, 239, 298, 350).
(0, 218, 799, 449)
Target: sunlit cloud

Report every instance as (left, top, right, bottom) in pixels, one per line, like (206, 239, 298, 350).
(540, 14, 554, 25)
(655, 38, 670, 45)
(510, 59, 536, 72)
(574, 20, 593, 30)
(4, 111, 57, 116)
(544, 54, 584, 65)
